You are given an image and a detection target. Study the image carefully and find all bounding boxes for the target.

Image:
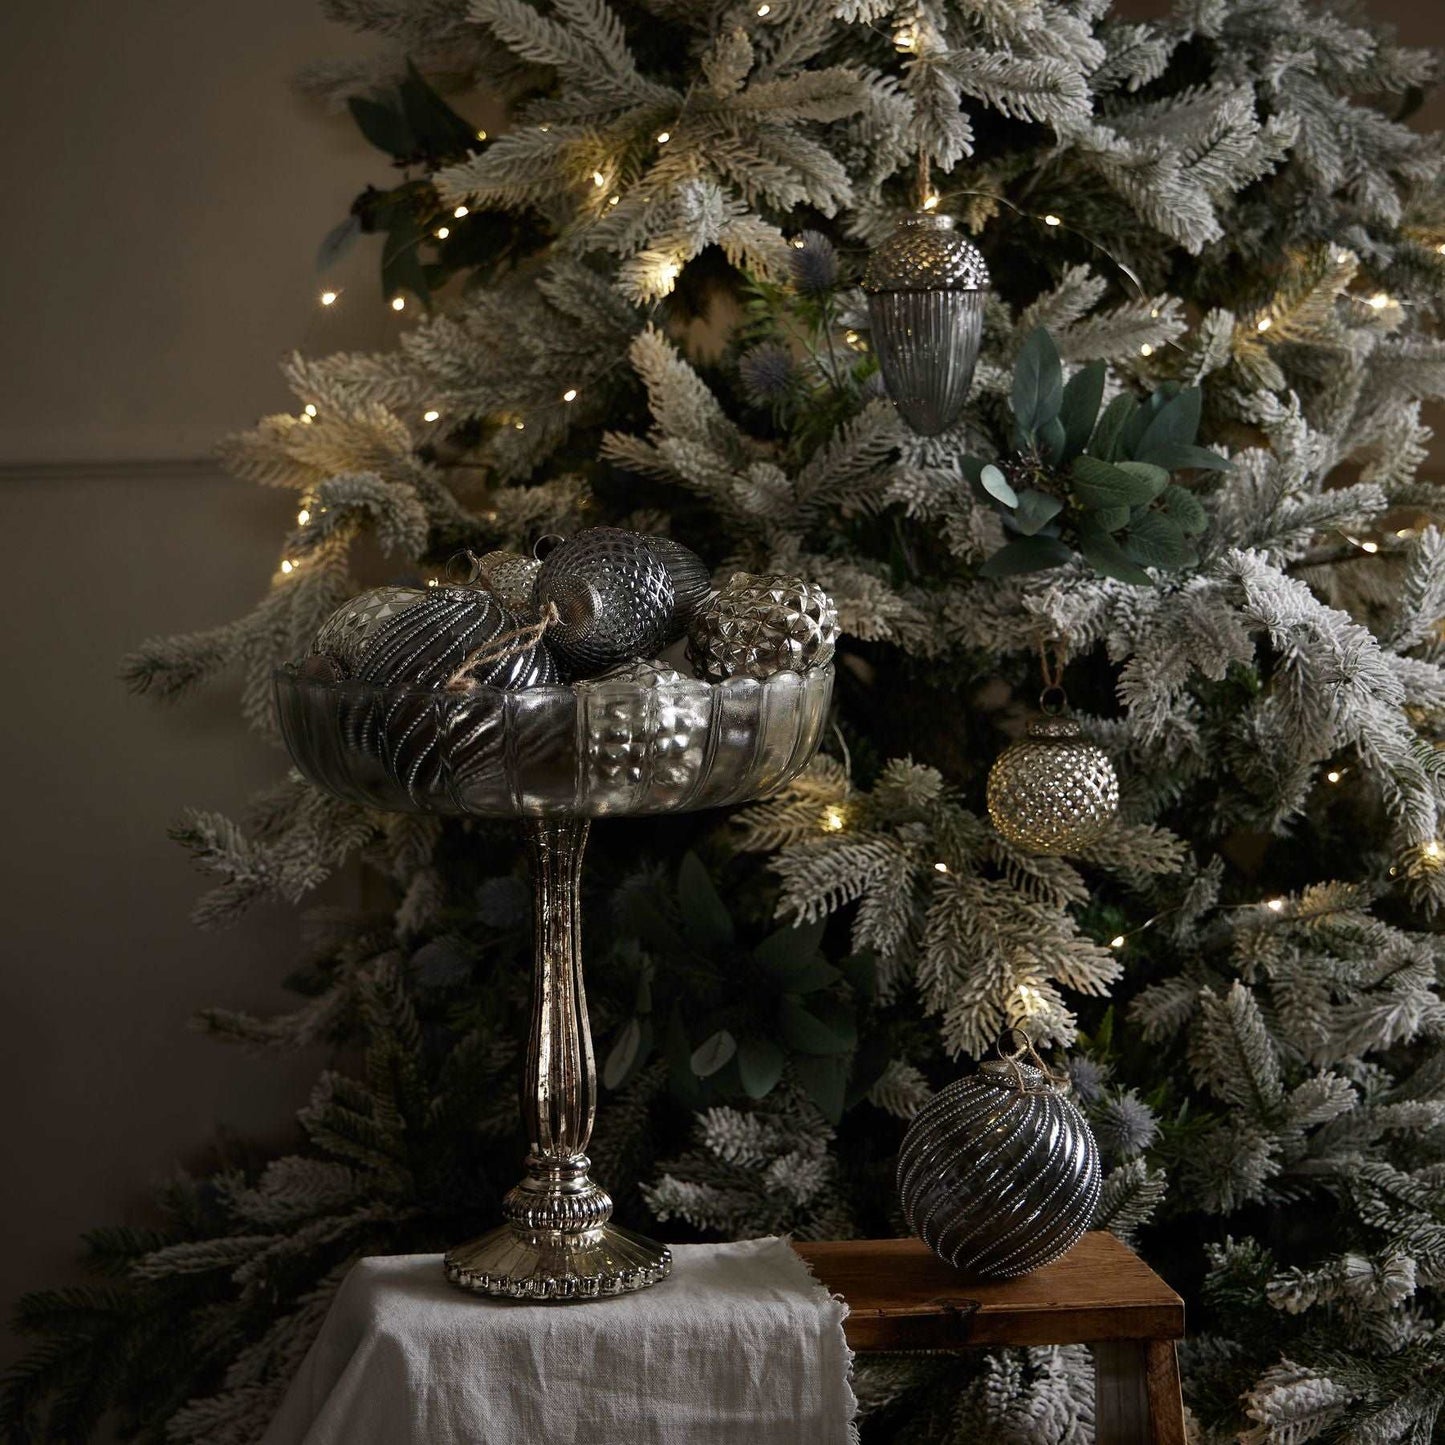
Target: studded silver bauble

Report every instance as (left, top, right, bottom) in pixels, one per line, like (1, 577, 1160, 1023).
(687, 572, 838, 683)
(897, 1055, 1101, 1280)
(862, 213, 990, 437)
(474, 550, 542, 613)
(534, 527, 675, 678)
(640, 536, 713, 639)
(986, 716, 1119, 855)
(313, 585, 426, 671)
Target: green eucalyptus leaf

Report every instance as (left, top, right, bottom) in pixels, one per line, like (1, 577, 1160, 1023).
(348, 96, 414, 158)
(1038, 416, 1068, 465)
(780, 998, 852, 1054)
(1012, 327, 1064, 440)
(737, 1037, 786, 1099)
(1072, 454, 1167, 509)
(1116, 460, 1170, 492)
(381, 211, 430, 305)
(1094, 504, 1131, 533)
(690, 1029, 737, 1078)
(1155, 442, 1232, 472)
(795, 1055, 848, 1124)
(1133, 387, 1203, 465)
(1121, 511, 1190, 569)
(755, 918, 827, 978)
(980, 463, 1019, 507)
(399, 61, 480, 157)
(1159, 484, 1208, 535)
(1013, 490, 1064, 536)
(603, 1018, 643, 1090)
(1059, 361, 1106, 460)
(677, 852, 734, 950)
(977, 535, 1075, 578)
(1077, 518, 1154, 585)
(1089, 393, 1138, 462)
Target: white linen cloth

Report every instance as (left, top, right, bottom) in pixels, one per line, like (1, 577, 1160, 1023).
(262, 1237, 855, 1444)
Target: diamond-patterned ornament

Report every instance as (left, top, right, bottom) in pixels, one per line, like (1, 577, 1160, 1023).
(474, 550, 542, 612)
(986, 717, 1119, 855)
(686, 572, 838, 682)
(313, 585, 426, 671)
(533, 527, 675, 678)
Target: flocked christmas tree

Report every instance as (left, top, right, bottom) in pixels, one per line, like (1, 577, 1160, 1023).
(6, 0, 1445, 1438)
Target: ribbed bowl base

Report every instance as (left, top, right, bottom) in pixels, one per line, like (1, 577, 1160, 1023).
(443, 1223, 672, 1301)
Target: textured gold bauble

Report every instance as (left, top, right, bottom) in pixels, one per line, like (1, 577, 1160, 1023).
(986, 717, 1119, 855)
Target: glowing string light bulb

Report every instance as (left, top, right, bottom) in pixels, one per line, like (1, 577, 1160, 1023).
(423, 409, 440, 423)
(319, 290, 338, 306)
(1043, 214, 1061, 227)
(391, 297, 405, 312)
(297, 508, 311, 526)
(1139, 343, 1154, 357)
(1257, 316, 1273, 332)
(280, 560, 296, 575)
(562, 388, 578, 402)
(1266, 897, 1286, 912)
(933, 861, 949, 874)
(1110, 935, 1126, 949)
(921, 193, 940, 212)
(1368, 292, 1391, 310)
(822, 806, 845, 832)
(454, 205, 469, 218)
(756, 3, 770, 12)
(435, 226, 450, 239)
(476, 129, 488, 141)
(592, 171, 606, 188)
(656, 131, 671, 144)
(303, 403, 318, 418)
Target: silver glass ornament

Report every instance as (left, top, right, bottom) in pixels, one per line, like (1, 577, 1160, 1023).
(687, 572, 838, 682)
(534, 527, 675, 678)
(312, 585, 426, 672)
(640, 535, 713, 638)
(897, 1053, 1101, 1280)
(475, 550, 542, 612)
(986, 716, 1119, 855)
(862, 213, 989, 437)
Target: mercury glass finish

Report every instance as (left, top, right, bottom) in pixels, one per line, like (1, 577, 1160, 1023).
(863, 213, 990, 437)
(986, 716, 1120, 855)
(274, 664, 833, 1299)
(897, 1061, 1101, 1280)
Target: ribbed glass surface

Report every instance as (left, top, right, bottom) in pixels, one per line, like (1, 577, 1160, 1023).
(897, 1071, 1101, 1279)
(868, 287, 985, 437)
(274, 664, 833, 817)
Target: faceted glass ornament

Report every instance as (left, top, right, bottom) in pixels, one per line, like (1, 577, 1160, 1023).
(897, 1059, 1101, 1280)
(312, 585, 426, 671)
(862, 213, 990, 437)
(534, 527, 676, 677)
(687, 572, 838, 683)
(986, 716, 1120, 855)
(474, 550, 541, 612)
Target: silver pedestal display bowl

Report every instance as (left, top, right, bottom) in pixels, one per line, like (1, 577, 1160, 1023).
(274, 663, 833, 1300)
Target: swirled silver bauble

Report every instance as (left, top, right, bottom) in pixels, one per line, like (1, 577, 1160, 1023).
(686, 572, 838, 682)
(534, 528, 675, 678)
(862, 213, 989, 437)
(986, 717, 1119, 855)
(897, 1059, 1100, 1279)
(639, 536, 713, 638)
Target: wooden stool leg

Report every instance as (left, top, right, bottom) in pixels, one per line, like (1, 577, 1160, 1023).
(1094, 1341, 1148, 1444)
(1145, 1339, 1186, 1445)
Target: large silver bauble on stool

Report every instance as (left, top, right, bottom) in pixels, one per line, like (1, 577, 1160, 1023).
(898, 1049, 1101, 1279)
(862, 213, 990, 437)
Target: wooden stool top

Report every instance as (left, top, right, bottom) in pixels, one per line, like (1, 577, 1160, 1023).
(794, 1233, 1183, 1352)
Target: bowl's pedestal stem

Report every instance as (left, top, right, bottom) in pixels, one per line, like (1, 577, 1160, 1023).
(443, 818, 672, 1299)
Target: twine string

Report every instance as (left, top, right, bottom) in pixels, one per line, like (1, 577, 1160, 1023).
(445, 601, 560, 691)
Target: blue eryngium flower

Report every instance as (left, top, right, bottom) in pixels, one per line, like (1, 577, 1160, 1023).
(739, 342, 796, 405)
(790, 230, 839, 295)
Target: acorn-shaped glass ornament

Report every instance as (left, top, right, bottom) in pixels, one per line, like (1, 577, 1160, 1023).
(533, 527, 675, 678)
(862, 213, 989, 437)
(897, 1031, 1101, 1280)
(687, 572, 838, 682)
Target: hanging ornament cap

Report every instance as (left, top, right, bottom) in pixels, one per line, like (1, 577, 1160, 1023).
(861, 213, 990, 294)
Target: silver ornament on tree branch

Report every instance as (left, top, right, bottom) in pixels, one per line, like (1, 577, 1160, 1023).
(987, 710, 1119, 855)
(897, 1031, 1101, 1279)
(862, 212, 990, 437)
(686, 572, 838, 682)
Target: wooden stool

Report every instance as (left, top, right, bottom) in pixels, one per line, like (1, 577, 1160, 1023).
(795, 1233, 1185, 1445)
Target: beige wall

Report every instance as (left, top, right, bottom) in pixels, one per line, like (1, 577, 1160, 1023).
(0, 0, 1441, 1384)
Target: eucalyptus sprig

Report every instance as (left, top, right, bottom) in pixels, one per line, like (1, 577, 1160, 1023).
(970, 328, 1229, 585)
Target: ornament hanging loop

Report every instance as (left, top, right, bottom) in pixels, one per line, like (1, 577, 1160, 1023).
(445, 550, 484, 586)
(995, 1026, 1070, 1095)
(1037, 639, 1069, 715)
